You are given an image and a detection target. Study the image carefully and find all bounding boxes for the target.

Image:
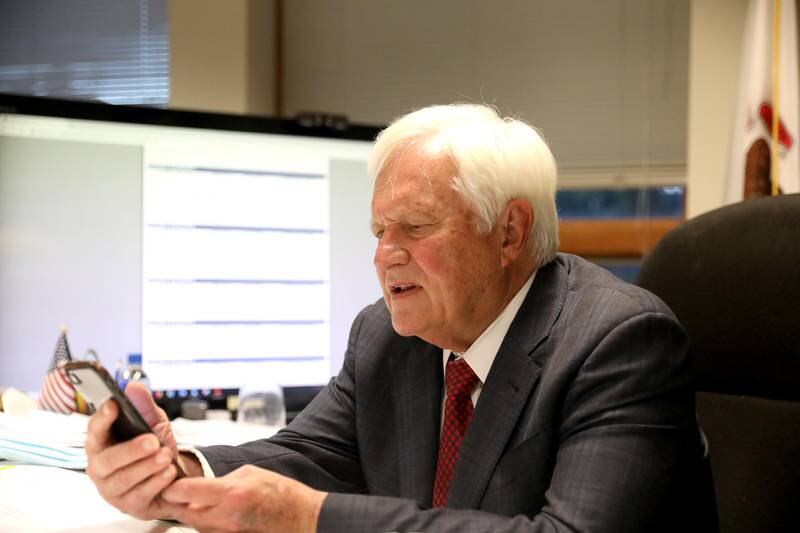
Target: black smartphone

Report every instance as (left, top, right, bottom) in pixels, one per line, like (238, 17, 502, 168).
(64, 360, 186, 477)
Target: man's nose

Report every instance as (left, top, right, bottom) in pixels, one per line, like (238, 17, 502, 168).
(374, 227, 410, 268)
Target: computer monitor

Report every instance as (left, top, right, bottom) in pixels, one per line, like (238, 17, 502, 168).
(0, 94, 384, 397)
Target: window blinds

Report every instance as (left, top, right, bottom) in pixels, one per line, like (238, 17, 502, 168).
(282, 0, 689, 186)
(0, 0, 168, 106)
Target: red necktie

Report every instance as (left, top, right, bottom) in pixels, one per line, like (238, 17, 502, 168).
(432, 356, 480, 507)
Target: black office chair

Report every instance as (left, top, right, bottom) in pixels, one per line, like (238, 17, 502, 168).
(635, 194, 800, 533)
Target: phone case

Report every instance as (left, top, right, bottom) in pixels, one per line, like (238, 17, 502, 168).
(64, 361, 186, 477)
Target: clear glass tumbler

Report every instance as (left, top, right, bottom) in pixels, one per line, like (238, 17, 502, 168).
(236, 382, 286, 427)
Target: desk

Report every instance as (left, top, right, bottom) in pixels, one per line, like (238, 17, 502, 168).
(0, 464, 196, 532)
(0, 411, 281, 532)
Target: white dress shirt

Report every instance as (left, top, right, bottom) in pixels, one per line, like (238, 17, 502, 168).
(441, 272, 536, 419)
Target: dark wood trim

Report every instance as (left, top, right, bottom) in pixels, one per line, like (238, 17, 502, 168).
(273, 0, 284, 117)
(558, 218, 682, 258)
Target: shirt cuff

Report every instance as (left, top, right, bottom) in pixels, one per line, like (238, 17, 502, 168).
(178, 445, 216, 478)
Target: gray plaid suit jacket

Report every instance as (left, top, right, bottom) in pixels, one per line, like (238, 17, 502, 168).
(201, 254, 717, 532)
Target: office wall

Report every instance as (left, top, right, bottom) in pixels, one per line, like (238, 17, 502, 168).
(169, 0, 787, 219)
(687, 0, 749, 217)
(281, 0, 690, 186)
(0, 137, 142, 392)
(169, 0, 276, 115)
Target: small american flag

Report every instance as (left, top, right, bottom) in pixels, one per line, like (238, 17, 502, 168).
(38, 326, 77, 414)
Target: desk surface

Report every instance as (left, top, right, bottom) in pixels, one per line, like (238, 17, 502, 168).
(0, 464, 197, 532)
(0, 411, 281, 532)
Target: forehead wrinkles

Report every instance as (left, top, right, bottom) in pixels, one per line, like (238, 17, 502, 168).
(375, 144, 455, 201)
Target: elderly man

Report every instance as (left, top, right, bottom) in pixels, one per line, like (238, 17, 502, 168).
(86, 104, 716, 532)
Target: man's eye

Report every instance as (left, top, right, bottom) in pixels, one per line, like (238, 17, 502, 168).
(374, 230, 384, 239)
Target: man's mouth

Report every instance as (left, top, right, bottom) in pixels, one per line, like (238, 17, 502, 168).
(389, 283, 418, 294)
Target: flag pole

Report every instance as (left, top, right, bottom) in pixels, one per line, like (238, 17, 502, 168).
(772, 0, 782, 196)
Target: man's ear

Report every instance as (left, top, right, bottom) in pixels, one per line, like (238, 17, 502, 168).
(499, 199, 534, 268)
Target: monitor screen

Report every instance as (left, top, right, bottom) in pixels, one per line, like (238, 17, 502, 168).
(0, 94, 384, 394)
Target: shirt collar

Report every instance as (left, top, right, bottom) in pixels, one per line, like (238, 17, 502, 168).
(443, 271, 536, 383)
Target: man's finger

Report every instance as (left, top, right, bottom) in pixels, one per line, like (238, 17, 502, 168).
(170, 501, 228, 533)
(125, 381, 162, 427)
(85, 399, 119, 454)
(157, 500, 192, 525)
(101, 448, 175, 498)
(88, 433, 161, 479)
(124, 381, 177, 451)
(114, 464, 178, 520)
(162, 477, 227, 506)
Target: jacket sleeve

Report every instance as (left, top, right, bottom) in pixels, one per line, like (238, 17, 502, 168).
(198, 307, 369, 494)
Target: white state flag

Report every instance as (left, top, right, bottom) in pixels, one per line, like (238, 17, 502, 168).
(726, 0, 800, 203)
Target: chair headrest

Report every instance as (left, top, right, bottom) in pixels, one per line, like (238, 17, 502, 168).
(636, 194, 800, 401)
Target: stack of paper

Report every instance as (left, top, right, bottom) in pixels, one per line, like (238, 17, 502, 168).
(0, 410, 88, 469)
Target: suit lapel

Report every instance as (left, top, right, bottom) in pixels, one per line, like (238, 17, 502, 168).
(394, 337, 443, 507)
(447, 259, 568, 509)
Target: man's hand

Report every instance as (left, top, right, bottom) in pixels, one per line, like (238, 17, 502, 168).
(162, 464, 327, 533)
(84, 381, 190, 520)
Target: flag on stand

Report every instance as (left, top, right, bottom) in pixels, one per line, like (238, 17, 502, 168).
(726, 0, 800, 204)
(38, 326, 78, 414)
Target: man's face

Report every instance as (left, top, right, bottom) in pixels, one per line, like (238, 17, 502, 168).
(371, 144, 506, 351)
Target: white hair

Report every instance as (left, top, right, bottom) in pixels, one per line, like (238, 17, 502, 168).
(368, 103, 559, 268)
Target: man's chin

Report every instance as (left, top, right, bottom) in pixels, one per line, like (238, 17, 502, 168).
(390, 316, 421, 338)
